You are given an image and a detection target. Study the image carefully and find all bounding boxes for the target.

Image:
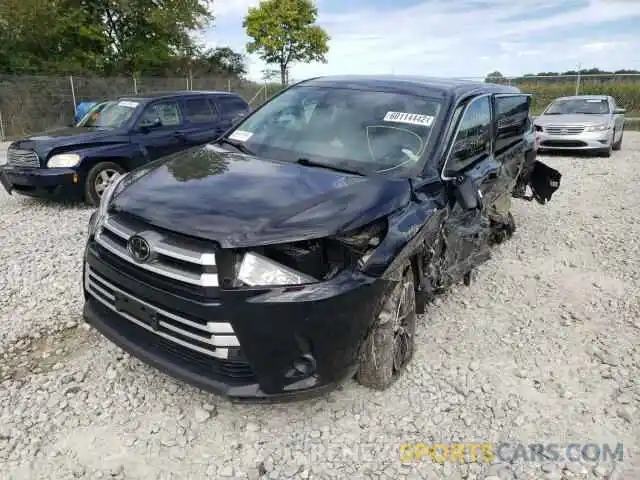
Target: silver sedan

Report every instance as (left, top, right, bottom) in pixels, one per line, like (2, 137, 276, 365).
(534, 95, 625, 157)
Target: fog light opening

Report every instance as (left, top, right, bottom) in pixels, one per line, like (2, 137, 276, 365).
(285, 353, 317, 380)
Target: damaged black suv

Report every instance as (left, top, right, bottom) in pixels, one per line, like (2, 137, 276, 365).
(82, 75, 561, 401)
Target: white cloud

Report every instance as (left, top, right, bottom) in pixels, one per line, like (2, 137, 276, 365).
(203, 0, 640, 82)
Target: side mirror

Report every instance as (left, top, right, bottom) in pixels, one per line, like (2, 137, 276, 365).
(453, 175, 483, 210)
(614, 107, 626, 114)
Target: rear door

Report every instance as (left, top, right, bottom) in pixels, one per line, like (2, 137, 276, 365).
(131, 99, 186, 161)
(213, 95, 252, 136)
(179, 95, 222, 147)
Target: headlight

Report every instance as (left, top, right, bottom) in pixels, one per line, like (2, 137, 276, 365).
(585, 124, 609, 132)
(47, 153, 81, 168)
(237, 252, 317, 286)
(88, 172, 126, 237)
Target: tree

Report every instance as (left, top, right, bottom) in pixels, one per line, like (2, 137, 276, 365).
(243, 0, 329, 85)
(484, 70, 505, 83)
(197, 47, 247, 76)
(92, 0, 214, 75)
(0, 0, 216, 77)
(0, 0, 109, 74)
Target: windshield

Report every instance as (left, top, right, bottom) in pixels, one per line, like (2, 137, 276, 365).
(544, 98, 610, 115)
(224, 85, 442, 174)
(76, 100, 140, 128)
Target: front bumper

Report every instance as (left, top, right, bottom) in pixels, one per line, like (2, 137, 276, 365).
(0, 166, 83, 199)
(82, 241, 393, 402)
(537, 129, 613, 151)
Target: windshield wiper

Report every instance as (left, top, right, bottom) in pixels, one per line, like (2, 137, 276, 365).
(574, 111, 604, 114)
(216, 137, 254, 155)
(296, 157, 365, 176)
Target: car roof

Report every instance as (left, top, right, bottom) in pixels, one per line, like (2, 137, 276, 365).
(116, 90, 242, 103)
(555, 94, 609, 101)
(296, 74, 521, 101)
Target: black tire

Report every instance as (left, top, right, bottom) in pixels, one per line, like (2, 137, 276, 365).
(85, 161, 125, 206)
(355, 265, 417, 390)
(612, 129, 623, 151)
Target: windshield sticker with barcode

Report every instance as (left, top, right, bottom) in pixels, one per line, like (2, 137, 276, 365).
(383, 112, 434, 126)
(118, 100, 139, 108)
(229, 130, 253, 142)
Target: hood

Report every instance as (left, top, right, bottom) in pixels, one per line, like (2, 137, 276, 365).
(535, 113, 611, 126)
(110, 145, 412, 248)
(10, 127, 128, 160)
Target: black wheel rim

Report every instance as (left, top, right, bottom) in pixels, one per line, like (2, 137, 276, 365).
(392, 279, 415, 372)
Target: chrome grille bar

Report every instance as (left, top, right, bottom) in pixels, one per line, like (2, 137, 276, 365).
(545, 125, 584, 135)
(95, 215, 219, 286)
(7, 148, 40, 167)
(85, 266, 238, 359)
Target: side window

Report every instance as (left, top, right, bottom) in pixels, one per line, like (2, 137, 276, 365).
(183, 97, 218, 124)
(444, 96, 492, 177)
(216, 96, 251, 120)
(494, 94, 530, 154)
(138, 101, 182, 127)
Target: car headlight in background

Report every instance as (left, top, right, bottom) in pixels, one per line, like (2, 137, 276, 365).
(47, 153, 81, 168)
(237, 252, 317, 286)
(585, 124, 610, 132)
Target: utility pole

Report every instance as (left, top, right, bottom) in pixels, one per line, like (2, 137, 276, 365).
(575, 63, 581, 95)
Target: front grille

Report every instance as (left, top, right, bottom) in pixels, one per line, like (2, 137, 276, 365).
(85, 265, 238, 359)
(95, 214, 219, 288)
(545, 125, 584, 135)
(7, 148, 40, 167)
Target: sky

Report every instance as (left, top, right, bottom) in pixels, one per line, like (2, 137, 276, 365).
(202, 0, 640, 83)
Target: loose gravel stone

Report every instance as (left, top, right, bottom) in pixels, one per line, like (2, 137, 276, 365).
(1, 137, 640, 478)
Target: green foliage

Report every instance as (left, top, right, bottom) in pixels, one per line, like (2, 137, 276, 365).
(92, 0, 213, 75)
(0, 0, 109, 74)
(243, 0, 329, 85)
(0, 0, 231, 77)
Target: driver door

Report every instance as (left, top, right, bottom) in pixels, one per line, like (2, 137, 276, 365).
(131, 100, 187, 163)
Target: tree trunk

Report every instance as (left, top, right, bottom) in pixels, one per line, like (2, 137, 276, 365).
(280, 63, 287, 86)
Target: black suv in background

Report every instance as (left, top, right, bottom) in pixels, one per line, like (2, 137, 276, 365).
(0, 91, 251, 205)
(82, 75, 561, 401)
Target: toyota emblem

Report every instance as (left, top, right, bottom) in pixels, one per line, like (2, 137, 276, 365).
(127, 235, 151, 262)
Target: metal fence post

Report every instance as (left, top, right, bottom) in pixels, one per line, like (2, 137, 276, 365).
(228, 79, 231, 92)
(69, 75, 77, 116)
(133, 76, 138, 94)
(0, 110, 5, 142)
(575, 64, 581, 95)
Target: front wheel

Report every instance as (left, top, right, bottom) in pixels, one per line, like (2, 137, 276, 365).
(85, 161, 125, 206)
(355, 265, 417, 390)
(612, 129, 623, 151)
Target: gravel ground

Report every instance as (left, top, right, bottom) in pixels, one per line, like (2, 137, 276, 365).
(1, 135, 639, 480)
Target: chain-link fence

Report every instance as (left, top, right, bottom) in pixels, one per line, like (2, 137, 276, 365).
(2, 73, 640, 140)
(0, 74, 283, 140)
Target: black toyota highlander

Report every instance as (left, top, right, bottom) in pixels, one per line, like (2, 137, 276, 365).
(83, 75, 561, 401)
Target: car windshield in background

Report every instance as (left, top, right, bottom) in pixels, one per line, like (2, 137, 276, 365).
(544, 98, 610, 115)
(77, 100, 139, 128)
(226, 86, 442, 174)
